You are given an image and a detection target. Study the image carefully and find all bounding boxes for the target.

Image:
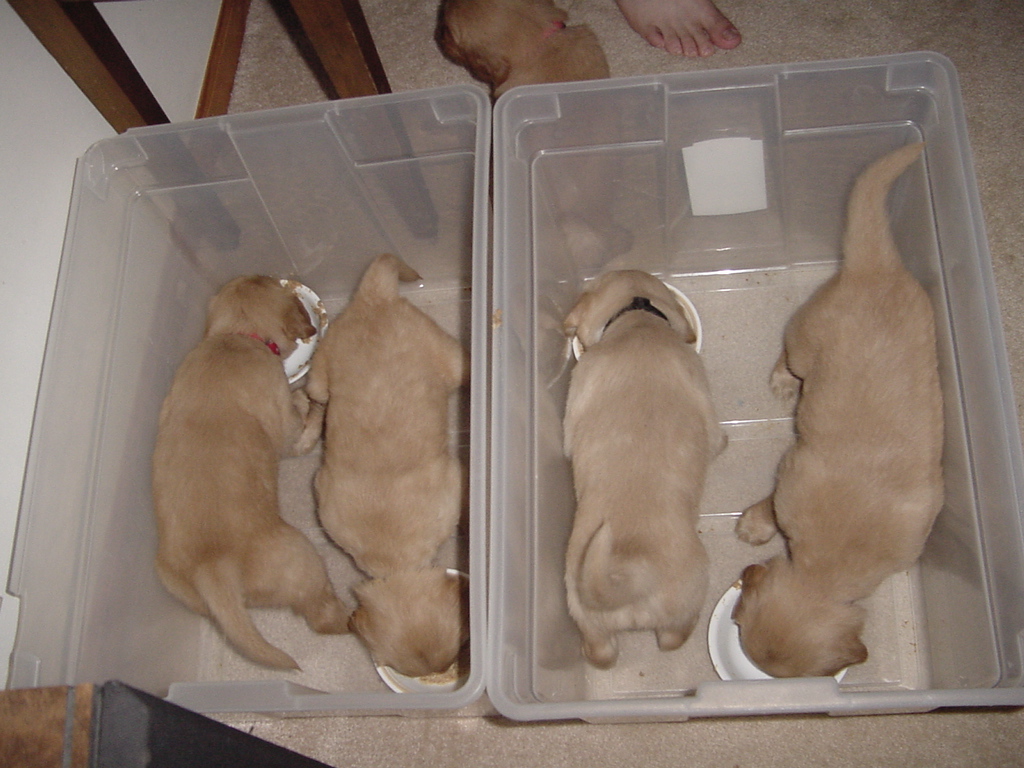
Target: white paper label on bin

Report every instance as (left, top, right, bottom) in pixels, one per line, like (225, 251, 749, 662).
(682, 137, 768, 216)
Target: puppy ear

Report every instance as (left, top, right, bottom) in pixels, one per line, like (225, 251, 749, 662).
(733, 563, 767, 619)
(740, 563, 767, 589)
(348, 580, 370, 635)
(660, 300, 697, 344)
(348, 604, 369, 638)
(204, 275, 252, 336)
(284, 294, 317, 341)
(563, 293, 592, 339)
(676, 315, 697, 345)
(837, 631, 869, 670)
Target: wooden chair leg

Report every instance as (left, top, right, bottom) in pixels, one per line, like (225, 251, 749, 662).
(9, 0, 168, 133)
(196, 0, 253, 118)
(0, 684, 94, 768)
(0, 682, 330, 767)
(15, 0, 390, 129)
(285, 0, 390, 99)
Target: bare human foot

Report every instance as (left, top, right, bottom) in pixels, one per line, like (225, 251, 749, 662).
(616, 0, 742, 57)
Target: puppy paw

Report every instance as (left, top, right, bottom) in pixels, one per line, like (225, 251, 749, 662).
(291, 388, 311, 417)
(307, 595, 350, 635)
(292, 399, 324, 455)
(769, 365, 801, 402)
(583, 636, 618, 669)
(656, 625, 691, 652)
(735, 498, 778, 546)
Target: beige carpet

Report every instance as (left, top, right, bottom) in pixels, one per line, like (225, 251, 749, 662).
(223, 1, 1024, 765)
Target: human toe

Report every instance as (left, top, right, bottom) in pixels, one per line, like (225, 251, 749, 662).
(711, 22, 742, 50)
(644, 27, 669, 52)
(694, 29, 716, 56)
(660, 30, 688, 55)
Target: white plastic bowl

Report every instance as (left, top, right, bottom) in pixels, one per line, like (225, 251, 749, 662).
(708, 581, 848, 682)
(571, 281, 702, 360)
(279, 279, 328, 383)
(375, 570, 470, 693)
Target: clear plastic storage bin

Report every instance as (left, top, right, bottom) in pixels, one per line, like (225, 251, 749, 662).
(8, 86, 490, 715)
(488, 52, 1024, 721)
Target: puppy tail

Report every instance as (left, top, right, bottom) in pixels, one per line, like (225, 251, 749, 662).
(577, 523, 655, 611)
(194, 561, 300, 671)
(842, 142, 924, 275)
(358, 253, 422, 303)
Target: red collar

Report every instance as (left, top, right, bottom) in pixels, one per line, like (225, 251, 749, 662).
(542, 19, 566, 38)
(242, 332, 281, 356)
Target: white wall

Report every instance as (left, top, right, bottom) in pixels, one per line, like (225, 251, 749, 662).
(98, 0, 221, 123)
(0, 0, 218, 688)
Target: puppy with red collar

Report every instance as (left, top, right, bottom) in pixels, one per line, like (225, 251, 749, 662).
(562, 270, 725, 668)
(152, 275, 348, 670)
(435, 0, 608, 99)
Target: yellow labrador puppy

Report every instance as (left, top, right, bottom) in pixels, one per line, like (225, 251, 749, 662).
(563, 270, 725, 668)
(307, 253, 467, 577)
(435, 0, 609, 100)
(732, 142, 944, 678)
(307, 254, 468, 675)
(153, 275, 348, 670)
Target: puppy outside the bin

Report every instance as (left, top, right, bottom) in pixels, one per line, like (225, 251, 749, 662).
(732, 142, 944, 679)
(435, 0, 609, 100)
(437, 0, 630, 265)
(563, 269, 726, 668)
(307, 253, 469, 675)
(152, 275, 349, 671)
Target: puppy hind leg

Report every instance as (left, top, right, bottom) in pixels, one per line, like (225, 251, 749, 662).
(658, 546, 708, 652)
(287, 540, 350, 636)
(657, 593, 703, 652)
(566, 571, 618, 667)
(735, 495, 779, 546)
(656, 620, 696, 652)
(582, 630, 619, 669)
(293, 560, 350, 636)
(299, 580, 350, 635)
(254, 527, 350, 634)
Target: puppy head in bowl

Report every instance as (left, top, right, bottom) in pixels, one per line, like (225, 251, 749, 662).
(205, 275, 316, 359)
(350, 568, 469, 680)
(563, 270, 698, 353)
(732, 560, 868, 679)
